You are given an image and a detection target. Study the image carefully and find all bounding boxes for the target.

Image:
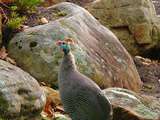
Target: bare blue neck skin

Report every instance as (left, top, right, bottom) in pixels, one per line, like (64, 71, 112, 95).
(58, 43, 77, 82)
(60, 44, 71, 55)
(58, 52, 77, 88)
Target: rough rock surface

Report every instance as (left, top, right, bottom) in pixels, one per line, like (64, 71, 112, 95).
(152, 0, 160, 15)
(0, 60, 46, 119)
(9, 2, 142, 92)
(88, 0, 160, 56)
(42, 0, 95, 6)
(103, 88, 160, 120)
(41, 87, 160, 120)
(66, 0, 94, 6)
(134, 56, 160, 98)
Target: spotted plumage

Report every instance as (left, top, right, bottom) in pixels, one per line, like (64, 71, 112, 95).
(56, 39, 112, 120)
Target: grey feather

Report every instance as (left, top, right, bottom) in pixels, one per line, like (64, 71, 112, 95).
(58, 52, 112, 120)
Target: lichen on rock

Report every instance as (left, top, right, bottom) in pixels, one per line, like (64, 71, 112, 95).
(9, 2, 142, 92)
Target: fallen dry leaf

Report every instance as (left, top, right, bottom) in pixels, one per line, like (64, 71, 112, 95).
(42, 86, 62, 106)
(0, 46, 8, 59)
(0, 46, 16, 65)
(43, 96, 55, 118)
(6, 57, 16, 65)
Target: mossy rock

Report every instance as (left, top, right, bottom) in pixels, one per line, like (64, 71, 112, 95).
(103, 88, 160, 120)
(0, 60, 45, 119)
(9, 2, 141, 92)
(87, 0, 160, 56)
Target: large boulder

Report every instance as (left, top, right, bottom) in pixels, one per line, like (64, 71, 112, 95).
(0, 60, 46, 119)
(9, 2, 142, 92)
(87, 0, 160, 56)
(103, 88, 160, 120)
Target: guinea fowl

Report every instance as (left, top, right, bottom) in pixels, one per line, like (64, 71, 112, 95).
(56, 39, 113, 120)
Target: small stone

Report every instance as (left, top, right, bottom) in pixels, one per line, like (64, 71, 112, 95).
(55, 114, 71, 120)
(40, 17, 49, 24)
(143, 84, 153, 89)
(20, 25, 29, 31)
(22, 25, 29, 29)
(101, 58, 105, 62)
(105, 43, 109, 46)
(158, 79, 160, 84)
(102, 65, 105, 68)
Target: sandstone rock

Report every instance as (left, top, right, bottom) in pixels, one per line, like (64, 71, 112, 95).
(9, 2, 142, 92)
(103, 88, 160, 120)
(88, 0, 160, 56)
(0, 60, 46, 119)
(134, 56, 160, 98)
(40, 17, 49, 24)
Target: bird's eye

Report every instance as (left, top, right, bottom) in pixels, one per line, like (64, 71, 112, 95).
(62, 42, 65, 45)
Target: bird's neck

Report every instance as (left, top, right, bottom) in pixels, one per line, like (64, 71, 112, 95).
(60, 52, 77, 73)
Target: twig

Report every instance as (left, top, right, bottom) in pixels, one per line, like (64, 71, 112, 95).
(0, 6, 8, 24)
(0, 2, 10, 9)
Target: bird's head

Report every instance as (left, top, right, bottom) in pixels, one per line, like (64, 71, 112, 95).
(56, 38, 74, 55)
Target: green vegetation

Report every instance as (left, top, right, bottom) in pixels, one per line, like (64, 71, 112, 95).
(56, 11, 67, 17)
(15, 0, 42, 12)
(1, 0, 43, 44)
(6, 12, 26, 29)
(4, 0, 43, 30)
